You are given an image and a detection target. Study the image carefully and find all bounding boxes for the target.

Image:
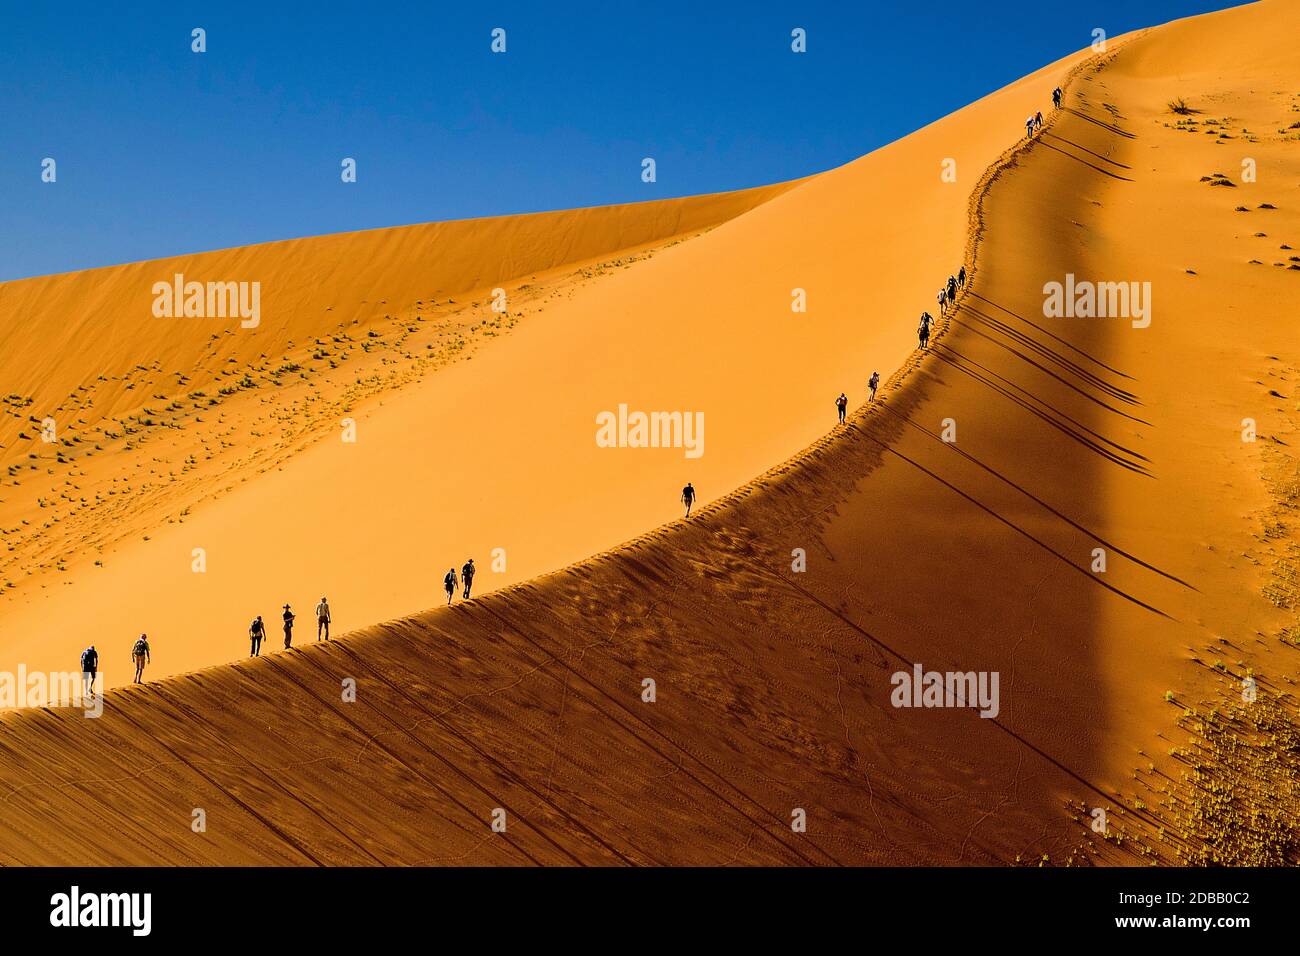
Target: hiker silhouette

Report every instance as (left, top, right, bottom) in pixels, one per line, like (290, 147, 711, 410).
(132, 634, 150, 683)
(918, 312, 933, 349)
(249, 615, 266, 657)
(316, 597, 331, 640)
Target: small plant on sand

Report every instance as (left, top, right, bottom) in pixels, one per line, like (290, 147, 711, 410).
(1167, 97, 1199, 116)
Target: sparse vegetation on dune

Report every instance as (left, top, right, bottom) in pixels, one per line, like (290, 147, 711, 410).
(1167, 686, 1300, 866)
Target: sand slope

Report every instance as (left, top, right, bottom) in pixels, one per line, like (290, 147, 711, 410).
(1, 40, 1087, 688)
(1, 0, 1297, 865)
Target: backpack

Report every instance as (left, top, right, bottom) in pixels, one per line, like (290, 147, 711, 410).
(133, 639, 147, 656)
(81, 649, 95, 670)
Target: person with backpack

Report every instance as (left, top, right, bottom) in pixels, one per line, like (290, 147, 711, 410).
(918, 312, 933, 350)
(80, 645, 99, 697)
(1025, 115, 1036, 138)
(282, 604, 296, 649)
(443, 567, 458, 605)
(316, 597, 331, 640)
(947, 275, 958, 302)
(835, 392, 848, 424)
(868, 371, 881, 401)
(249, 615, 267, 657)
(1052, 86, 1063, 109)
(461, 559, 476, 600)
(131, 634, 150, 683)
(681, 482, 696, 517)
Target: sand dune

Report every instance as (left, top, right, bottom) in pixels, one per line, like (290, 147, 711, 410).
(0, 0, 1297, 865)
(1, 39, 1087, 688)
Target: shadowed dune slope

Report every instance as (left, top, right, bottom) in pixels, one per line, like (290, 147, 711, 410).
(2, 0, 1298, 865)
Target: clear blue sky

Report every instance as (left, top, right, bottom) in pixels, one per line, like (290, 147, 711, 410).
(0, 0, 1247, 281)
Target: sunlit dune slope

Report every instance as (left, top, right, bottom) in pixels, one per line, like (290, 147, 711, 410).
(0, 39, 1088, 688)
(0, 182, 793, 416)
(0, 183, 793, 677)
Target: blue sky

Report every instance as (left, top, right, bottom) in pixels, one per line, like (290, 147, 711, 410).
(0, 0, 1248, 280)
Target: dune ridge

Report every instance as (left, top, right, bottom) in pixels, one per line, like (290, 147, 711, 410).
(0, 35, 1107, 866)
(0, 36, 1088, 689)
(2, 0, 1298, 866)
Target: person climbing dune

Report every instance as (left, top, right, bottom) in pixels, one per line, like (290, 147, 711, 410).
(868, 370, 880, 401)
(249, 615, 267, 657)
(1052, 86, 1063, 109)
(316, 596, 331, 640)
(282, 604, 296, 649)
(681, 482, 696, 518)
(462, 558, 476, 599)
(80, 645, 98, 697)
(131, 634, 150, 683)
(836, 392, 848, 424)
(444, 567, 458, 605)
(958, 265, 967, 288)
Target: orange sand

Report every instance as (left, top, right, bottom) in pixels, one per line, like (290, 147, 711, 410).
(0, 0, 1296, 865)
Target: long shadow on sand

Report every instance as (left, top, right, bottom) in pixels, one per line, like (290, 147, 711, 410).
(1035, 140, 1136, 182)
(1063, 106, 1137, 139)
(1042, 131, 1134, 169)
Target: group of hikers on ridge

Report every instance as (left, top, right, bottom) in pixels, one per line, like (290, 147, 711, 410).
(835, 370, 882, 424)
(79, 634, 150, 692)
(249, 597, 331, 657)
(81, 563, 486, 687)
(921, 266, 965, 348)
(76, 85, 1074, 695)
(1026, 85, 1064, 138)
(931, 265, 966, 332)
(676, 137, 1008, 513)
(78, 598, 332, 688)
(926, 85, 1064, 349)
(443, 558, 476, 605)
(832, 85, 1066, 427)
(83, 573, 470, 687)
